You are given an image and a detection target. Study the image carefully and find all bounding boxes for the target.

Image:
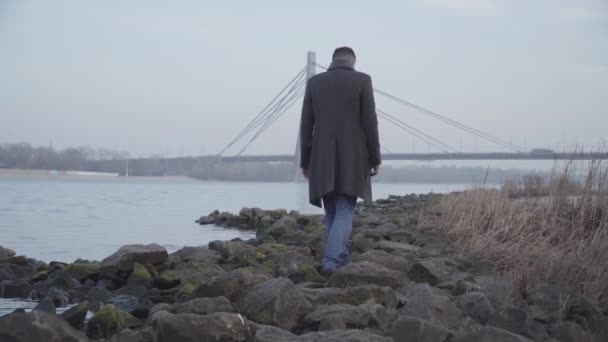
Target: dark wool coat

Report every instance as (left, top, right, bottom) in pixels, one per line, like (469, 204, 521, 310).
(299, 60, 381, 207)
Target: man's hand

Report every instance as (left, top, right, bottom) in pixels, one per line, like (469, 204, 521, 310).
(302, 168, 310, 180)
(370, 164, 380, 177)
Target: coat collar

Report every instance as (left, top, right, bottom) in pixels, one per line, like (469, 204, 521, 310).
(328, 59, 355, 71)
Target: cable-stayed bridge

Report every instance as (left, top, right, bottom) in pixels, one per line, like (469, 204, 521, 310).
(213, 51, 607, 172)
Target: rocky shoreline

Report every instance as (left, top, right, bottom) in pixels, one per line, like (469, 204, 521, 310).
(1, 194, 606, 341)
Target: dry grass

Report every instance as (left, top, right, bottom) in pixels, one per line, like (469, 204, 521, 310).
(431, 156, 608, 309)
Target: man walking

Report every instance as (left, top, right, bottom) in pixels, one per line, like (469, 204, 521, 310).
(300, 47, 381, 274)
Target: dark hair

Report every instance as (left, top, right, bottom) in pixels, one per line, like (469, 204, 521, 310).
(332, 46, 356, 60)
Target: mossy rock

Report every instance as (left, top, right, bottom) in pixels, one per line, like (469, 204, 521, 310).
(159, 260, 224, 284)
(66, 262, 101, 282)
(127, 263, 152, 286)
(85, 304, 136, 339)
(31, 270, 49, 282)
(256, 243, 291, 256)
(304, 223, 325, 234)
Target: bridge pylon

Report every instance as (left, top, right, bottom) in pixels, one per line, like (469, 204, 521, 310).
(292, 51, 316, 182)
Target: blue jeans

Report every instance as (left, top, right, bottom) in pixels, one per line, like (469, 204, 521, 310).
(322, 193, 357, 273)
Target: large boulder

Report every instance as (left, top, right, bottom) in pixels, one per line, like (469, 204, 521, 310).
(126, 262, 153, 287)
(353, 249, 414, 273)
(233, 277, 312, 331)
(396, 283, 461, 329)
(152, 312, 253, 342)
(456, 291, 495, 324)
(0, 311, 90, 342)
(61, 301, 90, 330)
(526, 285, 601, 322)
(169, 246, 222, 264)
(208, 240, 256, 265)
(486, 304, 549, 341)
(108, 294, 150, 319)
(33, 297, 57, 314)
(300, 285, 398, 310)
(407, 257, 458, 286)
(1, 279, 33, 298)
(0, 246, 16, 261)
(46, 287, 70, 307)
(65, 262, 101, 282)
(327, 261, 408, 289)
(257, 215, 297, 240)
(254, 325, 392, 342)
(101, 244, 168, 272)
(173, 296, 235, 315)
(158, 259, 224, 289)
(388, 315, 452, 342)
(454, 326, 534, 342)
(85, 304, 137, 339)
(193, 266, 271, 299)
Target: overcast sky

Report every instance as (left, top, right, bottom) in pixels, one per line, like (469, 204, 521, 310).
(1, 0, 606, 157)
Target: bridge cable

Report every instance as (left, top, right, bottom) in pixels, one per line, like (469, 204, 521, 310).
(377, 110, 452, 153)
(217, 65, 307, 157)
(377, 109, 459, 153)
(315, 63, 524, 153)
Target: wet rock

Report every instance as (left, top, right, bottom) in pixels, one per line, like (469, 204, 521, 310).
(397, 283, 461, 329)
(254, 325, 392, 342)
(456, 291, 494, 324)
(486, 304, 548, 341)
(152, 312, 252, 342)
(61, 301, 90, 330)
(300, 285, 398, 310)
(85, 304, 137, 339)
(550, 321, 592, 342)
(407, 257, 457, 286)
(193, 266, 272, 299)
(0, 311, 90, 342)
(454, 326, 534, 342)
(47, 287, 70, 307)
(101, 244, 168, 272)
(173, 296, 235, 315)
(108, 294, 150, 319)
(0, 246, 16, 261)
(0, 279, 33, 298)
(526, 285, 601, 323)
(34, 296, 57, 314)
(233, 277, 312, 331)
(328, 261, 408, 289)
(388, 315, 452, 342)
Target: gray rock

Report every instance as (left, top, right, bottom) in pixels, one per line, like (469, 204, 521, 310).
(0, 246, 16, 261)
(376, 240, 421, 255)
(328, 261, 408, 289)
(353, 249, 414, 273)
(148, 303, 172, 322)
(454, 326, 534, 342)
(169, 246, 222, 264)
(388, 315, 452, 342)
(126, 262, 153, 287)
(0, 311, 90, 341)
(87, 286, 112, 302)
(550, 321, 592, 342)
(85, 304, 137, 339)
(474, 275, 524, 307)
(152, 312, 252, 342)
(257, 215, 297, 240)
(208, 240, 256, 264)
(304, 304, 371, 330)
(193, 266, 271, 298)
(526, 285, 601, 322)
(1, 279, 33, 298)
(34, 297, 57, 314)
(60, 301, 89, 330)
(456, 291, 494, 324)
(397, 283, 461, 329)
(300, 285, 398, 310)
(108, 294, 150, 319)
(233, 277, 312, 331)
(486, 304, 549, 340)
(47, 287, 70, 307)
(351, 233, 375, 253)
(115, 285, 149, 299)
(173, 296, 234, 315)
(254, 325, 392, 342)
(196, 215, 215, 225)
(407, 257, 456, 286)
(101, 244, 168, 272)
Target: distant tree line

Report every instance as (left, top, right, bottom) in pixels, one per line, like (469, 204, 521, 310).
(0, 143, 130, 171)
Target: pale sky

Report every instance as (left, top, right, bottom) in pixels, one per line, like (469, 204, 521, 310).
(1, 0, 607, 157)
